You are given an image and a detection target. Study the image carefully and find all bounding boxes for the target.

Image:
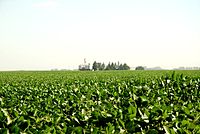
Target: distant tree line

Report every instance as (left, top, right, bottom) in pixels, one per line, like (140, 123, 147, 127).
(135, 66, 145, 70)
(92, 61, 130, 71)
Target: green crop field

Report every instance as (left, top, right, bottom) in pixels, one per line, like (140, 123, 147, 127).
(0, 70, 200, 133)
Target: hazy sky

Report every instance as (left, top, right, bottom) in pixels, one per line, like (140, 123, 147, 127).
(0, 0, 200, 70)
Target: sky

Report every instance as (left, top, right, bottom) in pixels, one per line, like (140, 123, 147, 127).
(0, 0, 200, 70)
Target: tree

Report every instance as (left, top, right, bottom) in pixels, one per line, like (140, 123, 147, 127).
(97, 63, 101, 70)
(114, 62, 118, 70)
(111, 62, 115, 70)
(92, 61, 98, 71)
(135, 66, 145, 70)
(123, 63, 130, 70)
(99, 63, 105, 70)
(106, 62, 111, 70)
(118, 64, 124, 70)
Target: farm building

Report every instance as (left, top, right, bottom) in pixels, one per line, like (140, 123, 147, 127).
(78, 59, 90, 71)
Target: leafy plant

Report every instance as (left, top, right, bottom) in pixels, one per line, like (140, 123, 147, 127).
(0, 70, 199, 133)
